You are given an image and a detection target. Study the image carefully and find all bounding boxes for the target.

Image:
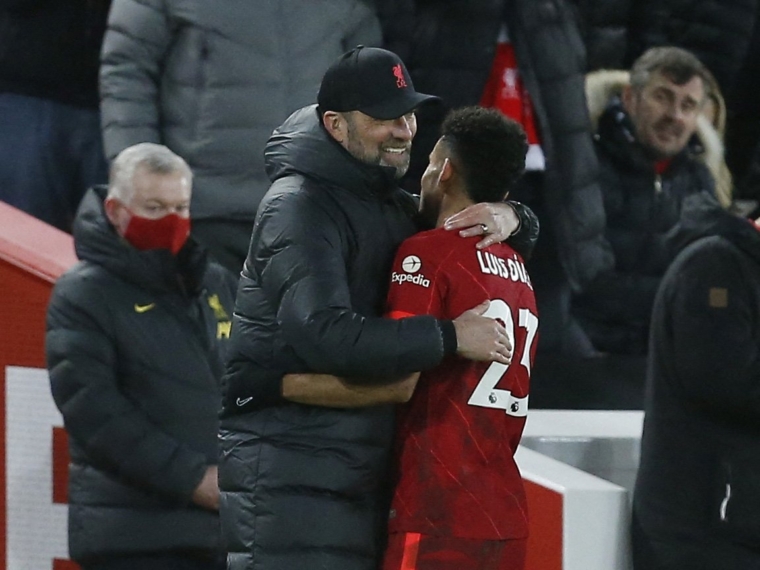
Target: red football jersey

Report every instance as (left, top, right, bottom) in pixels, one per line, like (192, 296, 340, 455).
(386, 227, 538, 540)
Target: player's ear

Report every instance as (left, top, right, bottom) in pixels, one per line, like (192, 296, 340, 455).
(439, 158, 454, 182)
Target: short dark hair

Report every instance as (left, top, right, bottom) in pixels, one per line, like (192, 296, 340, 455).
(440, 107, 527, 204)
(629, 46, 709, 96)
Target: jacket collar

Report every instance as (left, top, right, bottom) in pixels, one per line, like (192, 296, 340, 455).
(73, 187, 209, 295)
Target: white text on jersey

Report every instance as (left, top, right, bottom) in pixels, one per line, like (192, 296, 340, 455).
(391, 272, 431, 288)
(476, 251, 532, 289)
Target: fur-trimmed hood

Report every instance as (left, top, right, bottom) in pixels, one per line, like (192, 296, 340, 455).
(585, 70, 630, 132)
(585, 69, 731, 207)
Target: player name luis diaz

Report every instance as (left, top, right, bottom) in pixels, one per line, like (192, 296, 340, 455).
(477, 251, 532, 289)
(391, 251, 532, 289)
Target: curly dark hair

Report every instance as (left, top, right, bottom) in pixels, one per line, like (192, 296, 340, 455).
(439, 106, 528, 204)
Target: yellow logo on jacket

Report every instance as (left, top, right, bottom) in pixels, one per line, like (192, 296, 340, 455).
(207, 294, 231, 339)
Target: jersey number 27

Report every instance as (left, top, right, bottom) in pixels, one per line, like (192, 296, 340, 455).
(467, 299, 537, 417)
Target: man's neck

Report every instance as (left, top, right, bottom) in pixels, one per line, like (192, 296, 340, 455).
(436, 195, 474, 229)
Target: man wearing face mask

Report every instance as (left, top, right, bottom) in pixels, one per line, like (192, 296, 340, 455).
(46, 143, 236, 570)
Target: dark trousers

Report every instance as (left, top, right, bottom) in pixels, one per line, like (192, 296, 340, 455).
(81, 551, 226, 570)
(0, 92, 108, 231)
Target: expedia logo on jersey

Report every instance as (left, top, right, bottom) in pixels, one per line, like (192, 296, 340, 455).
(391, 255, 431, 288)
(392, 273, 431, 287)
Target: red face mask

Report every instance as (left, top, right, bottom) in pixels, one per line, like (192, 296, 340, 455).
(122, 212, 191, 255)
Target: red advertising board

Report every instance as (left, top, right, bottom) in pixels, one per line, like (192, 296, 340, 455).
(0, 202, 77, 569)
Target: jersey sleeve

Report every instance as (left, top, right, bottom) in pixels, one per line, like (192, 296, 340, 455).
(386, 237, 447, 319)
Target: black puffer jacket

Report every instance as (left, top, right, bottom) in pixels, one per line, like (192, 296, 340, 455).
(633, 197, 760, 568)
(574, 100, 717, 355)
(0, 0, 110, 108)
(626, 0, 758, 94)
(218, 106, 537, 570)
(46, 188, 236, 562)
(727, 8, 760, 197)
(218, 106, 452, 570)
(378, 0, 613, 292)
(567, 0, 633, 71)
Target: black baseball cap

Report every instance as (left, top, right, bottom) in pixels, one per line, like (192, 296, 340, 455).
(318, 46, 440, 120)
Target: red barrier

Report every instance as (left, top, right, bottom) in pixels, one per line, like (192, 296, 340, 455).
(524, 480, 563, 570)
(0, 201, 76, 569)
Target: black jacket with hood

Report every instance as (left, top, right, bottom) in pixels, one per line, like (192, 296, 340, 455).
(633, 195, 760, 568)
(46, 187, 236, 562)
(218, 105, 537, 570)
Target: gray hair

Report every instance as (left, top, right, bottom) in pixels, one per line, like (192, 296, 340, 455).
(629, 47, 710, 98)
(108, 143, 192, 202)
